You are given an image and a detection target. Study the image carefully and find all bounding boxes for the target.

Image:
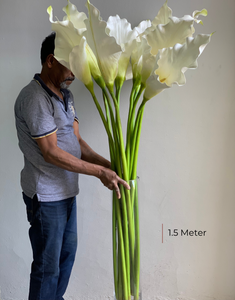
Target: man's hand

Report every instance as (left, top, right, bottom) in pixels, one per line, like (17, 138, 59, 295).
(98, 167, 130, 199)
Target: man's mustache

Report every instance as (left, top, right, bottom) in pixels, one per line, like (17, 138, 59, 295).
(63, 76, 75, 82)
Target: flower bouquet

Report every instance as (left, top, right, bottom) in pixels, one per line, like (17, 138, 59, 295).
(47, 1, 211, 299)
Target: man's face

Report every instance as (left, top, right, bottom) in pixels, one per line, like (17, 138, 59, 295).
(52, 57, 75, 89)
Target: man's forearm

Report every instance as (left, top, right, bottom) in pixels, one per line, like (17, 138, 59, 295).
(79, 138, 111, 169)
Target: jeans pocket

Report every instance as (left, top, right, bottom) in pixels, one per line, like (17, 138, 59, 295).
(22, 192, 40, 224)
(22, 192, 33, 224)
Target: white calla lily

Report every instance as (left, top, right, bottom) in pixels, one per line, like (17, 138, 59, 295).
(69, 37, 93, 89)
(131, 46, 143, 82)
(143, 1, 208, 55)
(122, 20, 152, 82)
(106, 16, 151, 83)
(69, 36, 104, 91)
(155, 34, 211, 86)
(85, 42, 105, 89)
(139, 38, 156, 85)
(84, 1, 122, 90)
(48, 4, 104, 90)
(106, 15, 137, 83)
(131, 37, 156, 85)
(144, 33, 211, 100)
(151, 1, 207, 28)
(47, 5, 82, 69)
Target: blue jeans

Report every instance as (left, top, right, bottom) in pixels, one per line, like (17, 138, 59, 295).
(23, 193, 77, 300)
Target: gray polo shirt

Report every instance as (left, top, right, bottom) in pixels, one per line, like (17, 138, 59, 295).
(15, 74, 81, 202)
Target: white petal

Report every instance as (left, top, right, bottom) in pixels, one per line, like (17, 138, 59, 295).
(152, 0, 172, 26)
(155, 34, 211, 86)
(85, 43, 102, 80)
(116, 53, 132, 80)
(134, 20, 152, 37)
(131, 40, 143, 79)
(106, 15, 134, 47)
(125, 62, 133, 80)
(84, 1, 122, 87)
(146, 15, 195, 55)
(69, 38, 92, 86)
(62, 0, 87, 35)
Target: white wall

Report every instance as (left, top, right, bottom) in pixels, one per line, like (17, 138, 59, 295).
(0, 0, 235, 299)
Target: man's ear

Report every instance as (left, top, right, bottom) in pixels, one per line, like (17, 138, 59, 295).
(46, 54, 54, 69)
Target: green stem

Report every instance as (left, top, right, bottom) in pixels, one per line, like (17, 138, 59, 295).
(115, 78, 123, 107)
(134, 182, 140, 300)
(119, 186, 131, 297)
(129, 84, 145, 133)
(103, 90, 130, 299)
(114, 192, 128, 300)
(129, 107, 142, 179)
(126, 85, 139, 137)
(102, 91, 117, 166)
(112, 194, 118, 298)
(102, 91, 112, 134)
(102, 89, 122, 178)
(89, 91, 115, 156)
(109, 90, 128, 181)
(126, 84, 145, 178)
(90, 85, 142, 300)
(103, 90, 119, 140)
(118, 240, 122, 300)
(131, 99, 147, 179)
(125, 84, 139, 170)
(108, 90, 137, 300)
(102, 90, 116, 131)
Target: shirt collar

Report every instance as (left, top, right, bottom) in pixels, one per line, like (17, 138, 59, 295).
(33, 74, 69, 111)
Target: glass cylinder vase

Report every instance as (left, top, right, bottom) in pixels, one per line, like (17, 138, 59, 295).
(112, 177, 142, 300)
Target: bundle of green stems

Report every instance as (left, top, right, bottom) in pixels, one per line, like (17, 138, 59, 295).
(88, 78, 146, 300)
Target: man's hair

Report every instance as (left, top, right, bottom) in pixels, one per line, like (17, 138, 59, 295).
(40, 32, 56, 65)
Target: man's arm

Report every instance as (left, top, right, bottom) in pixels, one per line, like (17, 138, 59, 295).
(36, 130, 129, 198)
(73, 121, 111, 169)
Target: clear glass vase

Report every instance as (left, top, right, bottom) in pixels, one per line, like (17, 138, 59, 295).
(112, 177, 142, 300)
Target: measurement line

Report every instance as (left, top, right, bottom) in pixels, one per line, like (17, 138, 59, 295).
(162, 223, 163, 243)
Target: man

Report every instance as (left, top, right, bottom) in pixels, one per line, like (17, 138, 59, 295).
(14, 32, 129, 300)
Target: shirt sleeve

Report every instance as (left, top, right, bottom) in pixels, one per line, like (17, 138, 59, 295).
(74, 115, 79, 123)
(21, 90, 57, 139)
